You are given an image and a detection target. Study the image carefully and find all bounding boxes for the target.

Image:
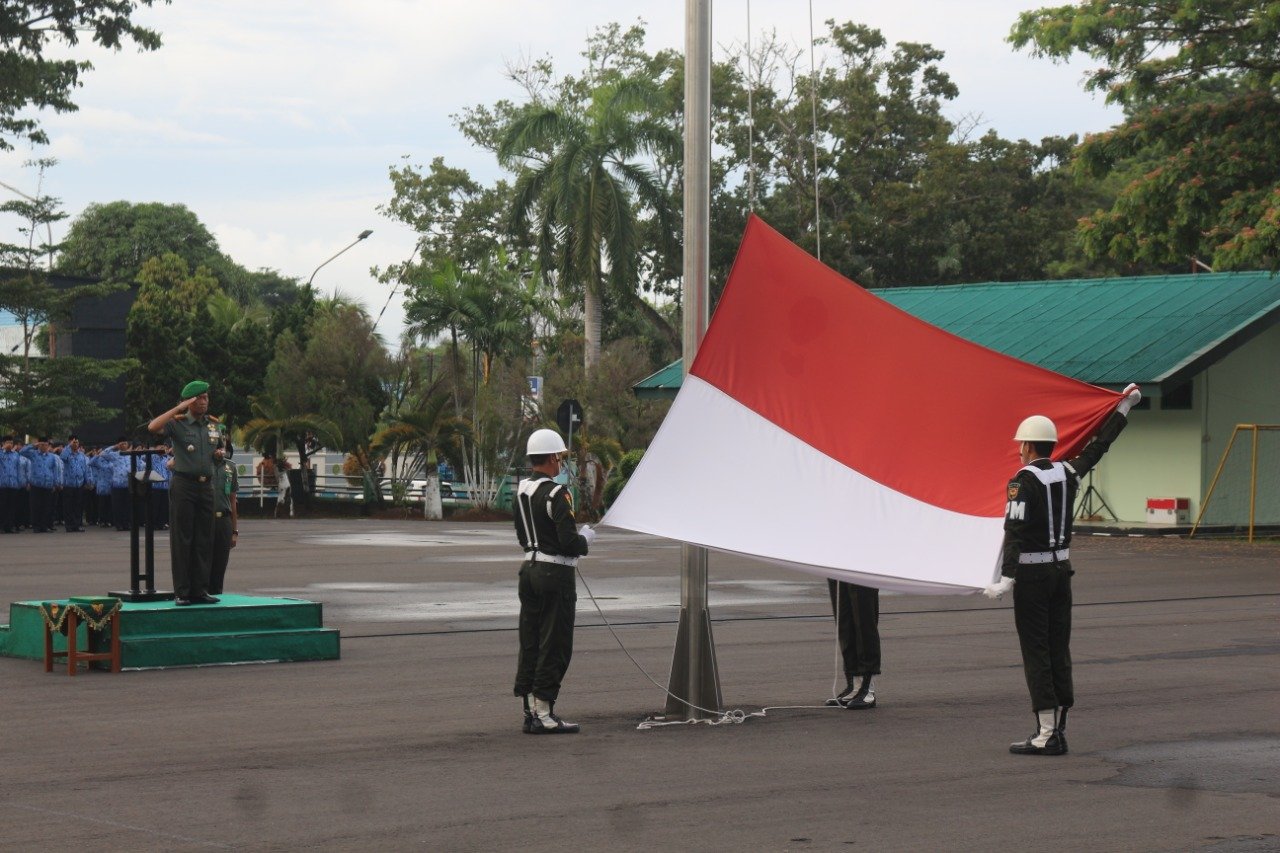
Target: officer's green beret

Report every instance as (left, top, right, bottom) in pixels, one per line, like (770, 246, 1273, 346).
(180, 380, 210, 398)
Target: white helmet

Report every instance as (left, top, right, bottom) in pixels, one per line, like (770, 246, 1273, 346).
(527, 428, 567, 456)
(1014, 415, 1057, 443)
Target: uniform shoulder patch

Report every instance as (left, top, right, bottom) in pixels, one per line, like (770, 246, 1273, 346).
(1007, 481, 1021, 500)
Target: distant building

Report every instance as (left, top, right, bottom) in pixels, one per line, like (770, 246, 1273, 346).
(634, 271, 1280, 526)
(0, 271, 136, 444)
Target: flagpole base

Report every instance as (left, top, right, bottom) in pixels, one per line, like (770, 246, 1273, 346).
(664, 605, 723, 720)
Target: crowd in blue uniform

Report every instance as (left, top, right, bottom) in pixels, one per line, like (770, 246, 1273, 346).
(0, 434, 172, 534)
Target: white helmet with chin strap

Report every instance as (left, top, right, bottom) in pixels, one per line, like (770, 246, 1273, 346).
(1014, 415, 1057, 443)
(526, 428, 567, 456)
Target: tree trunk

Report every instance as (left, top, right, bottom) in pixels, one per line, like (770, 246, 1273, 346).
(583, 284, 603, 373)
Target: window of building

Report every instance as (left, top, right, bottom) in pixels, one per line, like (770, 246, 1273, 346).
(1161, 381, 1193, 410)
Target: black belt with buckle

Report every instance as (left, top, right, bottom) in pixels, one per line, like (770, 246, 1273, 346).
(173, 471, 210, 483)
(215, 511, 225, 518)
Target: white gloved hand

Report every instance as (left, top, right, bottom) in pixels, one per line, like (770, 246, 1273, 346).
(982, 576, 1015, 600)
(1116, 382, 1141, 416)
(579, 525, 597, 545)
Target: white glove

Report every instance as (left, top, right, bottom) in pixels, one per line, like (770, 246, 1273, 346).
(1116, 382, 1141, 416)
(579, 525, 597, 545)
(983, 576, 1015, 600)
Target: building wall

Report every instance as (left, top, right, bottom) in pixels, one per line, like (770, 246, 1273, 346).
(1089, 323, 1280, 525)
(1090, 400, 1203, 523)
(1199, 323, 1280, 525)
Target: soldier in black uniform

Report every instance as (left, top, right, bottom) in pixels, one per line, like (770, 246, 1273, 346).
(984, 383, 1141, 755)
(148, 380, 224, 606)
(512, 428, 594, 734)
(210, 438, 239, 595)
(824, 581, 880, 709)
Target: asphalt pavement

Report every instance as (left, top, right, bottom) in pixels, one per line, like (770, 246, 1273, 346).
(0, 518, 1276, 851)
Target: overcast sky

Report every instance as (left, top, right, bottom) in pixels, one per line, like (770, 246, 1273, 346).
(0, 0, 1118, 341)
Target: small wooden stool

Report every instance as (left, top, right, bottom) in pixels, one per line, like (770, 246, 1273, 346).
(44, 607, 122, 676)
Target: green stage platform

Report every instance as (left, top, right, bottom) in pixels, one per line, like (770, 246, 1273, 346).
(0, 594, 340, 669)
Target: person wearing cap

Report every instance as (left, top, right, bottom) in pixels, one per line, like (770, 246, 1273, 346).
(512, 427, 594, 734)
(984, 383, 1142, 756)
(59, 436, 89, 532)
(209, 437, 239, 596)
(148, 380, 224, 606)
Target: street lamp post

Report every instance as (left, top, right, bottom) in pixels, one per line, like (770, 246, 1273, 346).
(307, 229, 373, 290)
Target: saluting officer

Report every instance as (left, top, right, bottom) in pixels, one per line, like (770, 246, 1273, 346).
(59, 436, 89, 532)
(148, 380, 224, 606)
(512, 428, 595, 734)
(0, 436, 24, 533)
(984, 383, 1141, 755)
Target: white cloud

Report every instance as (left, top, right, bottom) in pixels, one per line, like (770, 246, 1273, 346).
(0, 0, 1123, 344)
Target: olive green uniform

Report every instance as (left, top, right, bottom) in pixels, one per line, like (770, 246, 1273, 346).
(210, 459, 238, 595)
(163, 414, 221, 600)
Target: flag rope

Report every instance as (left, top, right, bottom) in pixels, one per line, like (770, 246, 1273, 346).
(575, 566, 848, 729)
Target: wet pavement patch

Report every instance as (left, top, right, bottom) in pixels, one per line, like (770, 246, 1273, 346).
(1102, 736, 1280, 797)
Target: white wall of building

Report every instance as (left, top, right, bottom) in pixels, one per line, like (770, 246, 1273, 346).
(1090, 323, 1280, 525)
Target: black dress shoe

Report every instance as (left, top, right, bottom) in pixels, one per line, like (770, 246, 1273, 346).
(174, 597, 194, 606)
(825, 677, 858, 707)
(190, 594, 220, 604)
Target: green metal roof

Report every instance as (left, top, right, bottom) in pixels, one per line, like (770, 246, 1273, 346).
(632, 358, 686, 401)
(633, 271, 1280, 398)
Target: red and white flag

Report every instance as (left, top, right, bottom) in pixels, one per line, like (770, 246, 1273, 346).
(602, 215, 1120, 594)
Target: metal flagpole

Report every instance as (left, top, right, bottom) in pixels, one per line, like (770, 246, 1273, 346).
(665, 0, 724, 720)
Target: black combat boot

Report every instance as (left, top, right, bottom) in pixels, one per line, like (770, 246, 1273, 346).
(1009, 708, 1066, 755)
(521, 694, 534, 734)
(530, 697, 579, 734)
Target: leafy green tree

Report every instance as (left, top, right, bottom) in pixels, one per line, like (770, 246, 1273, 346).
(125, 253, 220, 422)
(498, 78, 679, 372)
(262, 304, 391, 455)
(1011, 0, 1280, 270)
(58, 201, 228, 286)
(0, 1, 167, 151)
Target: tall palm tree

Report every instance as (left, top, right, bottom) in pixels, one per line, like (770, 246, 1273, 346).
(499, 79, 677, 372)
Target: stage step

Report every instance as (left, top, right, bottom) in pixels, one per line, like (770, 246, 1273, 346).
(0, 594, 340, 669)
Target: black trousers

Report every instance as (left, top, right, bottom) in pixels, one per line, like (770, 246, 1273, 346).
(210, 513, 233, 594)
(0, 487, 19, 532)
(169, 475, 214, 599)
(96, 493, 112, 526)
(110, 486, 130, 531)
(828, 580, 881, 677)
(150, 488, 170, 529)
(83, 488, 98, 525)
(513, 560, 577, 701)
(1013, 561, 1074, 712)
(62, 486, 84, 531)
(29, 486, 54, 531)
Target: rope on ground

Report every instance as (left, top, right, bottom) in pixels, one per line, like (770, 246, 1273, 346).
(575, 567, 845, 731)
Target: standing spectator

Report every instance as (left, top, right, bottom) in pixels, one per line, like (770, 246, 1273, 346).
(89, 447, 114, 527)
(256, 451, 279, 489)
(59, 435, 89, 532)
(20, 438, 63, 533)
(149, 444, 172, 529)
(97, 438, 133, 531)
(0, 436, 25, 533)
